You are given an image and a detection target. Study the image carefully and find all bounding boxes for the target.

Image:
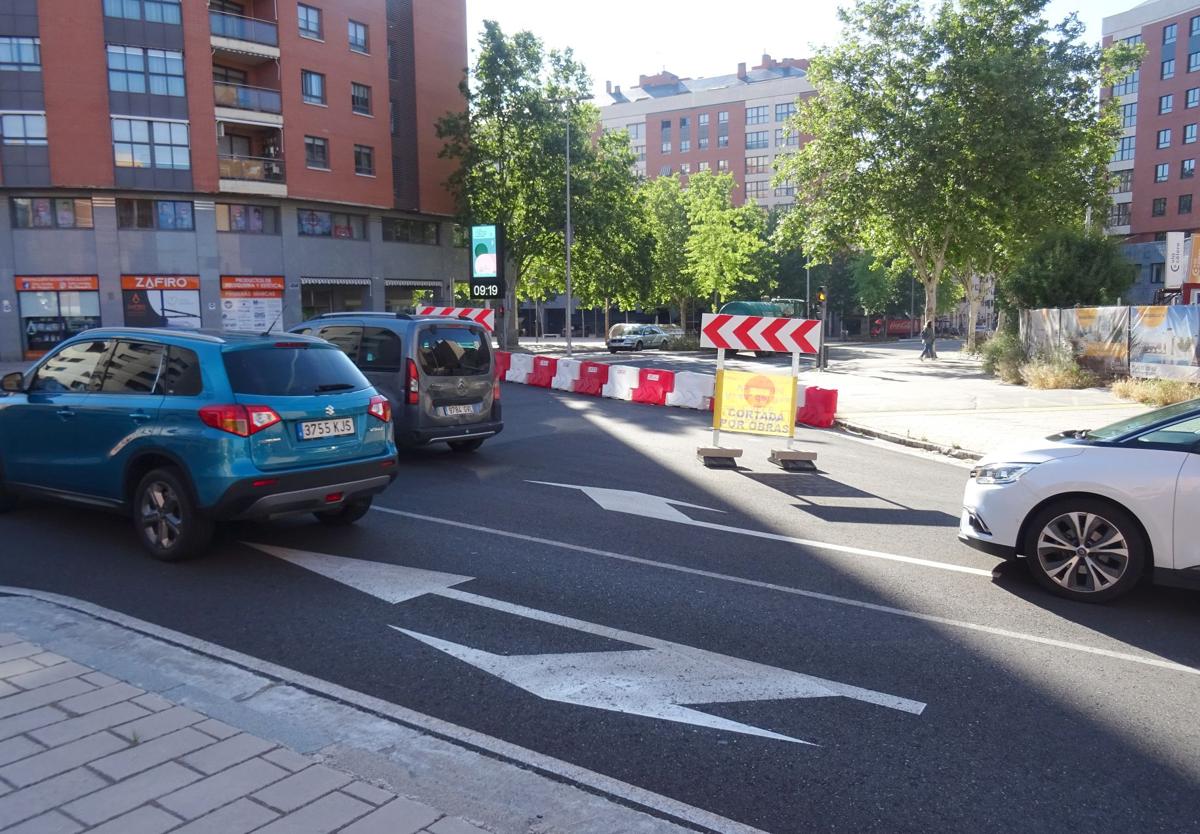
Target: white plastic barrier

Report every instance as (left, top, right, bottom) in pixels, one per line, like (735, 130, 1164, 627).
(505, 352, 534, 384)
(551, 358, 582, 391)
(796, 382, 808, 412)
(665, 371, 715, 410)
(601, 365, 640, 401)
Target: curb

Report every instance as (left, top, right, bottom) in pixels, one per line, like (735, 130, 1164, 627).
(834, 419, 983, 461)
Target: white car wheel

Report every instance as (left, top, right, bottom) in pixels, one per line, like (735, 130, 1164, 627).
(1024, 499, 1146, 603)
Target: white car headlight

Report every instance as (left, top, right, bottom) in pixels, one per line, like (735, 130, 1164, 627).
(970, 463, 1036, 485)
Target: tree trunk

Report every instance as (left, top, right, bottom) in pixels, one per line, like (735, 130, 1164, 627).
(604, 299, 611, 338)
(677, 296, 688, 333)
(923, 278, 938, 330)
(966, 293, 982, 353)
(503, 267, 519, 350)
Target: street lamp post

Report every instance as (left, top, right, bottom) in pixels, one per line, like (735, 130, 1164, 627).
(551, 93, 593, 358)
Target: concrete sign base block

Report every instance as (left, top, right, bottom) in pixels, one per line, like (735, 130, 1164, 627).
(697, 447, 743, 469)
(769, 449, 818, 472)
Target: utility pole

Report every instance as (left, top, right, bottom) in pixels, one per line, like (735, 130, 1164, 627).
(551, 93, 593, 358)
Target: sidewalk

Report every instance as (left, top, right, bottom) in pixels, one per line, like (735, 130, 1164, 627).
(0, 593, 694, 834)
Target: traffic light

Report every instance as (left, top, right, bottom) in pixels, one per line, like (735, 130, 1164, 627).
(816, 286, 827, 305)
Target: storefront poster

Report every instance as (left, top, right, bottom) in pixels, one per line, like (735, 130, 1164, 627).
(220, 276, 284, 332)
(15, 277, 102, 358)
(1130, 306, 1200, 381)
(121, 276, 201, 329)
(1060, 306, 1129, 375)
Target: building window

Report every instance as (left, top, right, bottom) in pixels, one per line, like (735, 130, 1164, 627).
(1181, 194, 1193, 214)
(348, 20, 368, 53)
(382, 218, 438, 244)
(1151, 262, 1165, 283)
(1113, 70, 1138, 96)
(774, 127, 799, 147)
(304, 135, 329, 169)
(745, 180, 769, 200)
(1193, 15, 1200, 36)
(116, 198, 194, 230)
(111, 118, 189, 169)
(351, 82, 371, 115)
(1153, 197, 1168, 216)
(1184, 159, 1196, 178)
(659, 164, 671, 176)
(660, 119, 671, 154)
(1114, 136, 1135, 161)
(746, 105, 768, 125)
(1191, 53, 1200, 75)
(775, 180, 795, 197)
(627, 122, 643, 140)
(746, 131, 769, 150)
(776, 102, 795, 122)
(11, 197, 93, 229)
(102, 0, 181, 25)
(1163, 59, 1176, 80)
(746, 155, 769, 174)
(301, 70, 325, 105)
(680, 163, 690, 174)
(697, 112, 709, 149)
(1156, 163, 1170, 182)
(0, 113, 47, 145)
(718, 159, 728, 172)
(699, 113, 710, 127)
(633, 145, 645, 161)
(1120, 102, 1136, 128)
(1159, 128, 1172, 148)
(106, 46, 185, 97)
(1187, 124, 1199, 145)
(1110, 170, 1133, 194)
(698, 161, 710, 171)
(1108, 201, 1131, 226)
(0, 37, 40, 71)
(353, 144, 374, 175)
(679, 116, 690, 153)
(718, 110, 729, 147)
(297, 210, 366, 239)
(215, 203, 279, 234)
(1165, 22, 1178, 44)
(1161, 94, 1174, 115)
(298, 4, 322, 39)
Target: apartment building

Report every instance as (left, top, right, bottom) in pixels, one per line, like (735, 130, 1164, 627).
(598, 54, 815, 211)
(0, 0, 466, 361)
(1102, 0, 1200, 301)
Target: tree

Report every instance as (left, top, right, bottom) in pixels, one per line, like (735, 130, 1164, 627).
(643, 175, 696, 330)
(1001, 228, 1135, 310)
(683, 171, 766, 310)
(775, 0, 1142, 344)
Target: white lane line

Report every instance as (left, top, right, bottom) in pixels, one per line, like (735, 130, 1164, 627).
(0, 587, 767, 834)
(528, 480, 992, 578)
(371, 507, 1200, 677)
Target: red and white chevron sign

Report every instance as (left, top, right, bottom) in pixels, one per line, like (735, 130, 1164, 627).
(700, 313, 821, 354)
(416, 306, 496, 332)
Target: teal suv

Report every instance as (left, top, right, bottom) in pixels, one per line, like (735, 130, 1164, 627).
(0, 329, 398, 560)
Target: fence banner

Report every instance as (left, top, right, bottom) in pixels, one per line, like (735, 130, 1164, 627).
(1060, 307, 1130, 375)
(1022, 308, 1061, 357)
(1130, 305, 1200, 381)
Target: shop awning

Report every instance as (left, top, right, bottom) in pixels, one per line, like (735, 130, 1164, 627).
(300, 277, 372, 286)
(384, 279, 444, 288)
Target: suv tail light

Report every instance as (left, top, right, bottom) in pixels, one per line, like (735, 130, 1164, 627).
(493, 376, 500, 402)
(405, 359, 419, 405)
(199, 404, 281, 437)
(368, 394, 391, 423)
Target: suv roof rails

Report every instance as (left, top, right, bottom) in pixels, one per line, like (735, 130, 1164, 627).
(316, 311, 416, 320)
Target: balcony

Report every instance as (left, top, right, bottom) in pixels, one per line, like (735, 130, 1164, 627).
(218, 154, 286, 197)
(209, 11, 279, 62)
(214, 81, 283, 127)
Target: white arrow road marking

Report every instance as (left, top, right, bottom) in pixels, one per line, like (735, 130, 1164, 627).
(528, 481, 994, 577)
(246, 543, 926, 745)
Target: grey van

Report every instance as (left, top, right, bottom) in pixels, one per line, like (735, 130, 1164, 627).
(292, 313, 502, 452)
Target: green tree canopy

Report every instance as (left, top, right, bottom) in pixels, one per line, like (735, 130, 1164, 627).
(683, 171, 766, 310)
(1001, 228, 1136, 310)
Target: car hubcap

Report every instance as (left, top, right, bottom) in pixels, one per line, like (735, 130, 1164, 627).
(1036, 512, 1129, 594)
(140, 482, 183, 550)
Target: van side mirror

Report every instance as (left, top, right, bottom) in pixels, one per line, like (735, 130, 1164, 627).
(1, 372, 25, 393)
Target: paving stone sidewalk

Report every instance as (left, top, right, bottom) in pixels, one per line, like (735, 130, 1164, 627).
(0, 632, 485, 834)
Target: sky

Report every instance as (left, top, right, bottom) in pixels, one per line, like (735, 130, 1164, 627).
(466, 0, 1139, 99)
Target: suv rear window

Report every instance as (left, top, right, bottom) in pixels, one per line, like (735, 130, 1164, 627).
(417, 326, 489, 376)
(222, 345, 369, 395)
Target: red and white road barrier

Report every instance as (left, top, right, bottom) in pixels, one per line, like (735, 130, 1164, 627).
(528, 356, 558, 388)
(631, 368, 675, 406)
(700, 313, 821, 354)
(666, 372, 715, 410)
(505, 352, 533, 384)
(551, 359, 582, 391)
(601, 365, 641, 401)
(574, 361, 609, 396)
(493, 350, 512, 379)
(417, 306, 496, 333)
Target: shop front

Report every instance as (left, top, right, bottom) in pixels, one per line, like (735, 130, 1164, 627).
(14, 276, 102, 359)
(220, 276, 284, 332)
(300, 277, 371, 319)
(384, 279, 443, 313)
(121, 275, 202, 329)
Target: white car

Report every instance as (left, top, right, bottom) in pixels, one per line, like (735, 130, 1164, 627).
(959, 400, 1200, 602)
(607, 324, 671, 353)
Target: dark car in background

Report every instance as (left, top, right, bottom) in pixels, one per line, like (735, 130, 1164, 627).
(292, 313, 502, 452)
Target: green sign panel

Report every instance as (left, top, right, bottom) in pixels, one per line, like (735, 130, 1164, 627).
(468, 224, 504, 299)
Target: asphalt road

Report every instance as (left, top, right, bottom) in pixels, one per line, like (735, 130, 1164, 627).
(3, 384, 1200, 833)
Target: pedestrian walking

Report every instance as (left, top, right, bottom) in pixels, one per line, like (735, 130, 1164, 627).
(919, 321, 937, 361)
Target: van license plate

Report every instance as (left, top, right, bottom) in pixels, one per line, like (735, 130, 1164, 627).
(444, 404, 474, 416)
(298, 418, 355, 440)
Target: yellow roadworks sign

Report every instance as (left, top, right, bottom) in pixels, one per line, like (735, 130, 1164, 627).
(712, 370, 797, 438)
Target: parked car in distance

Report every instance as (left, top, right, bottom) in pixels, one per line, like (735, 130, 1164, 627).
(0, 329, 398, 560)
(292, 313, 502, 452)
(607, 324, 671, 353)
(959, 399, 1200, 602)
